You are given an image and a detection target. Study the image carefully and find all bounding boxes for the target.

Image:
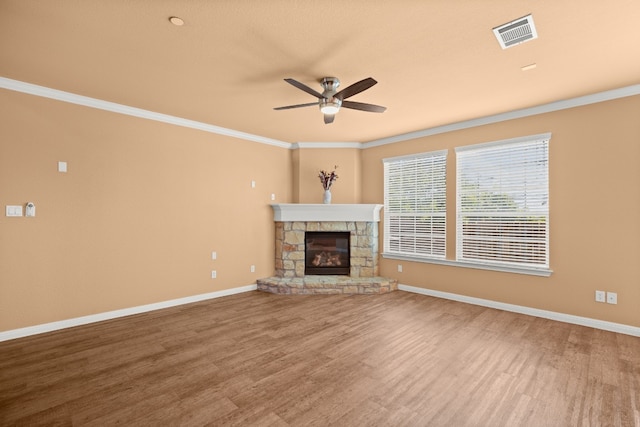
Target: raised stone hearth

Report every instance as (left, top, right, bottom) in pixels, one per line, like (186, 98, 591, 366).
(257, 204, 397, 295)
(257, 276, 397, 295)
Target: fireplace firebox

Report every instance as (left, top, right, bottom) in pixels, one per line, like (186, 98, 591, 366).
(305, 232, 350, 275)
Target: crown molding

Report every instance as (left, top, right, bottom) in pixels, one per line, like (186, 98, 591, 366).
(362, 84, 640, 148)
(3, 76, 639, 150)
(0, 77, 290, 149)
(291, 141, 362, 149)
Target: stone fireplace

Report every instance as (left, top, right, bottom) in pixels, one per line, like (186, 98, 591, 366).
(257, 204, 397, 295)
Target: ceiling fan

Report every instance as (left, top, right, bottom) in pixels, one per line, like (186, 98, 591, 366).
(274, 77, 386, 124)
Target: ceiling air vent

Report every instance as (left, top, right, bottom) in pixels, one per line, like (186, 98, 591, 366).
(493, 14, 538, 49)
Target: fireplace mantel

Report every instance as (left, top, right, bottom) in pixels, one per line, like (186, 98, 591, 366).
(271, 204, 383, 222)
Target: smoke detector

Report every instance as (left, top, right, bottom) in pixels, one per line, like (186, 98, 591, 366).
(493, 14, 538, 49)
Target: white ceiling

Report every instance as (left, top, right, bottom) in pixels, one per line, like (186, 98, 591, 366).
(2, 0, 639, 144)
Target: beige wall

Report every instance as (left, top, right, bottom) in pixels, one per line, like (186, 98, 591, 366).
(0, 89, 291, 331)
(2, 88, 639, 333)
(362, 95, 640, 328)
(292, 147, 361, 204)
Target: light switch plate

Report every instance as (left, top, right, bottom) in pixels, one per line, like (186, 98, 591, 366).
(5, 205, 23, 217)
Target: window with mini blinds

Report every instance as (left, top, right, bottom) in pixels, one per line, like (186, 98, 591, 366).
(383, 150, 447, 259)
(383, 134, 550, 272)
(456, 136, 549, 269)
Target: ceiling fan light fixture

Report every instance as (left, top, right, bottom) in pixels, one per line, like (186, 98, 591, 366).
(320, 98, 342, 115)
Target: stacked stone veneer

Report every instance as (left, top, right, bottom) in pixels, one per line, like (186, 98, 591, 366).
(275, 221, 379, 278)
(256, 275, 398, 295)
(257, 220, 398, 295)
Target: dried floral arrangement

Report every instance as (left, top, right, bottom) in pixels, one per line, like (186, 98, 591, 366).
(318, 166, 339, 190)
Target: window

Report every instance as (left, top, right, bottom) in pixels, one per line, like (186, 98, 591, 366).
(383, 150, 447, 259)
(456, 134, 549, 269)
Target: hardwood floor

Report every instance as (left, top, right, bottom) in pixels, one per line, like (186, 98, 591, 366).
(1, 291, 639, 426)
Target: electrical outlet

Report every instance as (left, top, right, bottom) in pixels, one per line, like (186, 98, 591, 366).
(397, 264, 403, 273)
(250, 265, 256, 273)
(271, 194, 276, 201)
(211, 251, 217, 260)
(595, 290, 605, 303)
(606, 292, 617, 305)
(211, 270, 217, 279)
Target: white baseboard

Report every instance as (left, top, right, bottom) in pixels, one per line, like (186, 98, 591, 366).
(4, 284, 637, 342)
(399, 284, 640, 337)
(0, 284, 257, 342)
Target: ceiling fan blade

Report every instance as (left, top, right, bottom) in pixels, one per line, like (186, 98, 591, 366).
(324, 114, 335, 124)
(273, 102, 318, 111)
(284, 78, 326, 99)
(341, 100, 387, 113)
(334, 77, 377, 100)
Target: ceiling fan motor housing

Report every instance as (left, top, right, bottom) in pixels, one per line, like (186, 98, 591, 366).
(320, 77, 342, 114)
(321, 77, 340, 94)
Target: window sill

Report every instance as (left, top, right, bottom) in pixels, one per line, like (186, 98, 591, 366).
(382, 253, 553, 277)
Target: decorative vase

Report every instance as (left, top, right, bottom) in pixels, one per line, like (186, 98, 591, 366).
(323, 189, 332, 204)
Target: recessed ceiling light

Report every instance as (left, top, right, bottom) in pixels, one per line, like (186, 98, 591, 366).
(521, 63, 537, 71)
(169, 16, 184, 26)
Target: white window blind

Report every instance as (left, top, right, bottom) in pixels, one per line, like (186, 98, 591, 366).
(384, 150, 447, 259)
(456, 135, 549, 268)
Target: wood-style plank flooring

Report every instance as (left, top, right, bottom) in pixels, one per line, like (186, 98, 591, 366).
(1, 291, 639, 426)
